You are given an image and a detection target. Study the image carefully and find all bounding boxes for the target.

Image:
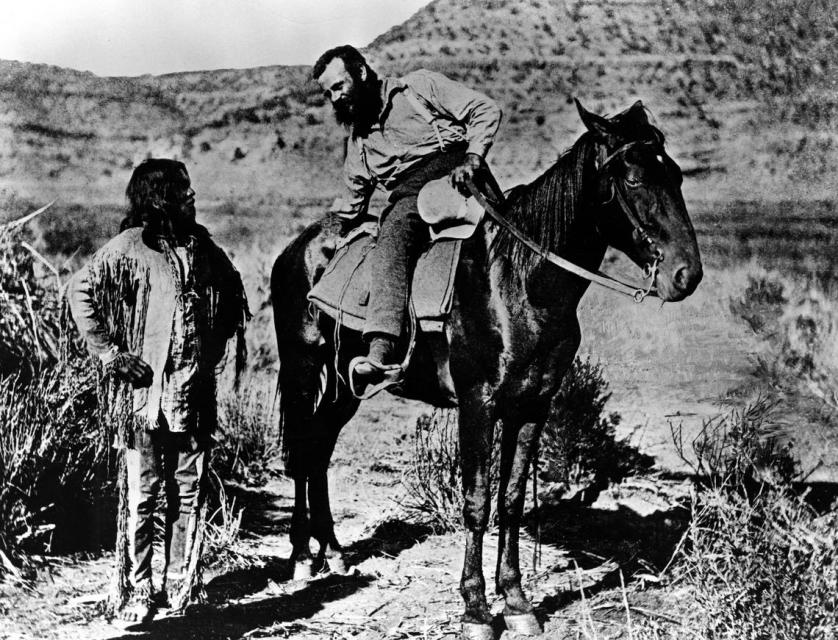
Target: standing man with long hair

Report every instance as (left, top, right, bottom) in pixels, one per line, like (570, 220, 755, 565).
(68, 159, 249, 625)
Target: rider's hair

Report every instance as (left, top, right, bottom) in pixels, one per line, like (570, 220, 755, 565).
(312, 44, 379, 85)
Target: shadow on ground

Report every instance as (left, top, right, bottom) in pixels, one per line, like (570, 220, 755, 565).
(194, 517, 433, 613)
(525, 495, 690, 620)
(221, 484, 292, 538)
(108, 573, 375, 640)
(342, 519, 435, 567)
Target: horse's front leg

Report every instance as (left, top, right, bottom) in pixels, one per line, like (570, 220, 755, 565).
(458, 391, 497, 640)
(495, 419, 544, 635)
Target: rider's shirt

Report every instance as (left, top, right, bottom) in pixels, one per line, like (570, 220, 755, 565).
(334, 69, 502, 219)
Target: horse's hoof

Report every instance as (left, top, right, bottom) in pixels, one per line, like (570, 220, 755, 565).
(326, 555, 351, 576)
(504, 613, 542, 635)
(461, 622, 495, 640)
(292, 559, 314, 581)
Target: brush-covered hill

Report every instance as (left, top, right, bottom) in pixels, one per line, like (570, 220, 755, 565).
(1, 0, 836, 218)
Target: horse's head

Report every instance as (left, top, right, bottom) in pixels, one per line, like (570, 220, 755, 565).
(577, 99, 702, 302)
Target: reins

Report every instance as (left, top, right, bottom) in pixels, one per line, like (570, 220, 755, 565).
(466, 162, 660, 303)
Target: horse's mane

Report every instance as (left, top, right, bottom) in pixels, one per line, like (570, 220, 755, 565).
(490, 133, 597, 274)
(490, 105, 666, 277)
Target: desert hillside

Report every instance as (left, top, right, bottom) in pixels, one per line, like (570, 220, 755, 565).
(1, 0, 836, 219)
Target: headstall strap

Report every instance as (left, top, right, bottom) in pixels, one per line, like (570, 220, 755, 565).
(598, 139, 664, 271)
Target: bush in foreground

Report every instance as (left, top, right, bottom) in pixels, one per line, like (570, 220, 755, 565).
(0, 214, 111, 578)
(671, 399, 837, 638)
(540, 357, 653, 498)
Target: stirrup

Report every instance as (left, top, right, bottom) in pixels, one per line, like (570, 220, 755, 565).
(348, 356, 403, 400)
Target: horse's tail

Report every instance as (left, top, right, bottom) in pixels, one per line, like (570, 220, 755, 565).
(270, 220, 327, 475)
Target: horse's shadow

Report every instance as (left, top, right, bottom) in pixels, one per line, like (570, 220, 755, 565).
(342, 519, 435, 567)
(199, 473, 434, 608)
(523, 491, 690, 619)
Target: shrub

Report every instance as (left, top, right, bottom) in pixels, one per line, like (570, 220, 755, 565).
(400, 408, 487, 532)
(672, 396, 797, 491)
(212, 373, 281, 487)
(401, 358, 645, 530)
(729, 273, 787, 336)
(0, 210, 112, 579)
(732, 271, 838, 410)
(540, 358, 652, 497)
(671, 400, 837, 638)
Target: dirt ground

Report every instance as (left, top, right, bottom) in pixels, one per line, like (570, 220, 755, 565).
(0, 423, 693, 640)
(4, 257, 801, 640)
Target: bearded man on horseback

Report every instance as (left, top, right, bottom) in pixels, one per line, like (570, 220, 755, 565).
(313, 45, 502, 387)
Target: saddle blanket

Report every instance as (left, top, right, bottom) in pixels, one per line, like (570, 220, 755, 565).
(307, 232, 461, 333)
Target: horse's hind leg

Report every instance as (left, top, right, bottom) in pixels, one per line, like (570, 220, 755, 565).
(279, 346, 332, 580)
(306, 394, 360, 574)
(495, 418, 544, 635)
(289, 475, 313, 580)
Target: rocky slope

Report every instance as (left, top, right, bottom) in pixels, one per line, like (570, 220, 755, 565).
(1, 0, 836, 211)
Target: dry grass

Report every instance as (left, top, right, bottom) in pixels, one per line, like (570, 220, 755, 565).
(669, 401, 838, 638)
(213, 371, 281, 487)
(0, 211, 110, 578)
(680, 482, 837, 638)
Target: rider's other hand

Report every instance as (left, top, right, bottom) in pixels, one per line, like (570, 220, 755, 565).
(109, 352, 154, 388)
(450, 153, 484, 196)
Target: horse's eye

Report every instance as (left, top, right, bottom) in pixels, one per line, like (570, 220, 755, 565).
(624, 177, 642, 188)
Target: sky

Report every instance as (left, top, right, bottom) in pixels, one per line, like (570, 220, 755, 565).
(0, 0, 431, 77)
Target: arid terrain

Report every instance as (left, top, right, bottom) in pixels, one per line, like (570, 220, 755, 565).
(1, 0, 837, 638)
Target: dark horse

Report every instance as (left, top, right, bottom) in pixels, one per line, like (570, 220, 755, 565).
(271, 100, 701, 638)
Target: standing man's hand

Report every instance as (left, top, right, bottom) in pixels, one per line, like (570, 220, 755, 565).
(109, 352, 154, 388)
(450, 153, 484, 196)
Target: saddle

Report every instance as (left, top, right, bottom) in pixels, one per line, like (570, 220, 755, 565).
(307, 174, 488, 335)
(306, 229, 461, 335)
(306, 175, 492, 401)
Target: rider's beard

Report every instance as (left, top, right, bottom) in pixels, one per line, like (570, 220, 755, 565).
(332, 78, 382, 134)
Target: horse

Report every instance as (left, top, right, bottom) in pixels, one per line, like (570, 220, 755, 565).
(270, 99, 702, 638)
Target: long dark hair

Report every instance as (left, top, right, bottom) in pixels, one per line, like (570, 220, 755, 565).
(120, 158, 189, 232)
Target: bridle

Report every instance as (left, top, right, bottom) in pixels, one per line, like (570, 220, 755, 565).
(596, 139, 665, 292)
(466, 140, 665, 303)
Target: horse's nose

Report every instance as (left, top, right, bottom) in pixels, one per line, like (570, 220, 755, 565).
(673, 262, 703, 294)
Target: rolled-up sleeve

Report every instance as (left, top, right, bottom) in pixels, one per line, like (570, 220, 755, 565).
(409, 70, 502, 158)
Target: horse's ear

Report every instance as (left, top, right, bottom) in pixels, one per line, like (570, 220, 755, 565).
(575, 98, 616, 142)
(626, 100, 649, 126)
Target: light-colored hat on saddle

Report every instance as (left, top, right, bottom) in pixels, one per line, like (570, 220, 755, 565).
(417, 177, 484, 241)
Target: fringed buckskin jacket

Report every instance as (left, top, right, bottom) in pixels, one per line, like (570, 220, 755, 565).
(67, 226, 249, 445)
